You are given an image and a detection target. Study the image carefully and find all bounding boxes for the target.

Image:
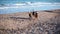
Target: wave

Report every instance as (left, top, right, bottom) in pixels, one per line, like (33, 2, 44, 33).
(0, 2, 60, 6)
(11, 2, 60, 6)
(0, 2, 60, 9)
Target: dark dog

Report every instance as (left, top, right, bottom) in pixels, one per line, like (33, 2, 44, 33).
(29, 11, 38, 20)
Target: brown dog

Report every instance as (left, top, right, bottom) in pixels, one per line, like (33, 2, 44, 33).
(29, 11, 38, 20)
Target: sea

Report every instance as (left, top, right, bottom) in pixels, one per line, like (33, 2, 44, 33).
(0, 0, 60, 14)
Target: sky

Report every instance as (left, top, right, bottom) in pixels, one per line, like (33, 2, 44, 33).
(0, 0, 60, 14)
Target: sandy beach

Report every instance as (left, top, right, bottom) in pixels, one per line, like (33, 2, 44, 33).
(0, 9, 60, 34)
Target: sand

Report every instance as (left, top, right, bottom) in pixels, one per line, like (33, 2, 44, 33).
(0, 9, 60, 34)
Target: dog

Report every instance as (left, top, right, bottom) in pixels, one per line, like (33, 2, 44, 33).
(29, 11, 38, 20)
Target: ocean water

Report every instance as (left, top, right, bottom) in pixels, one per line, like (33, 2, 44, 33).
(0, 0, 60, 4)
(0, 0, 60, 14)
